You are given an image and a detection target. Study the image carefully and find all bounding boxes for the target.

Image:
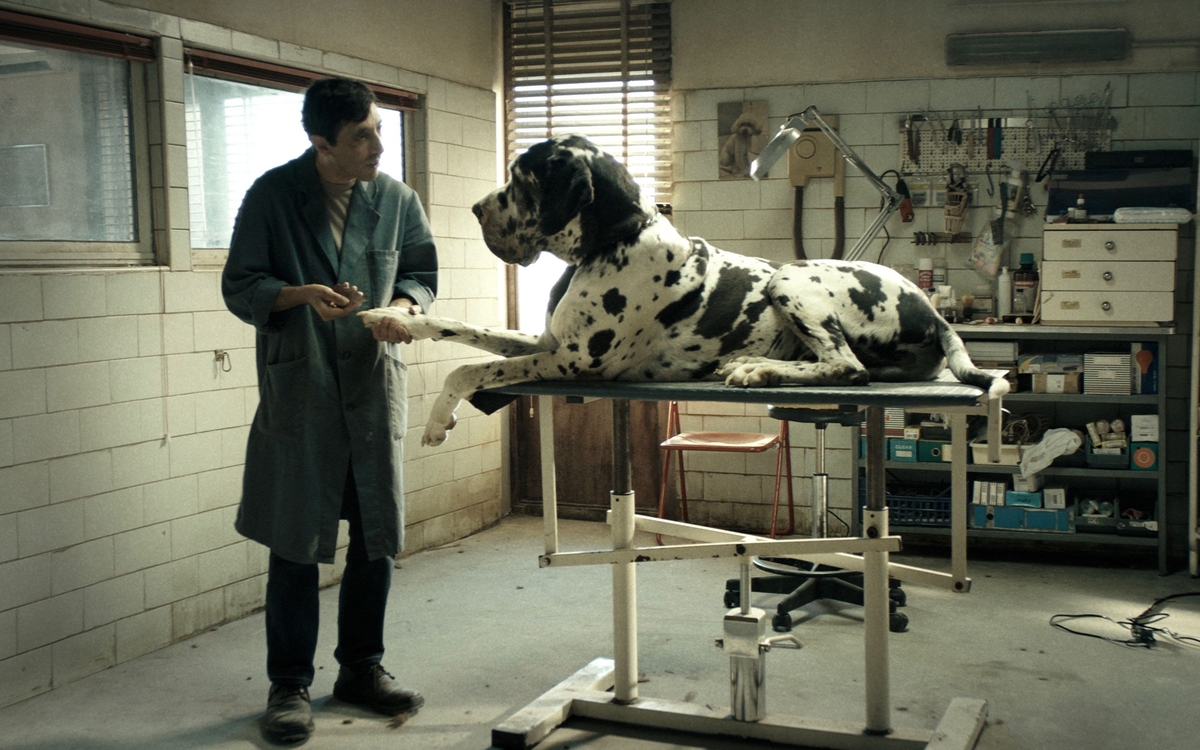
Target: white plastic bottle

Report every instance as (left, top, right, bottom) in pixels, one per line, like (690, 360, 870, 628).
(996, 267, 1013, 318)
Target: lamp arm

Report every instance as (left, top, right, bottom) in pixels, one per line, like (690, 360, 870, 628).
(751, 105, 904, 262)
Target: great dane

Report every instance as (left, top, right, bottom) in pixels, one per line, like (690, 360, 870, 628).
(361, 135, 1006, 447)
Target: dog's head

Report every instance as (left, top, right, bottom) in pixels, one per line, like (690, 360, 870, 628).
(471, 135, 654, 266)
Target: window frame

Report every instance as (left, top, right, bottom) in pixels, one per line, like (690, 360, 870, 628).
(181, 48, 421, 268)
(0, 10, 156, 268)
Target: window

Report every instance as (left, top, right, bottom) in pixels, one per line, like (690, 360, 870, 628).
(0, 10, 155, 266)
(183, 51, 416, 258)
(503, 0, 672, 332)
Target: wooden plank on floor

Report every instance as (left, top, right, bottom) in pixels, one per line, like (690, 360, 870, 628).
(491, 658, 615, 750)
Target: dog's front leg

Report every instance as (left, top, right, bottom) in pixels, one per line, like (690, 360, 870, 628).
(360, 308, 551, 357)
(423, 353, 579, 446)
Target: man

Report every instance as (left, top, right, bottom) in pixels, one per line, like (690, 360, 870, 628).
(222, 77, 437, 745)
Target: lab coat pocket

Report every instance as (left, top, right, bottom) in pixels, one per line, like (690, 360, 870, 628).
(384, 343, 409, 438)
(366, 249, 399, 306)
(256, 356, 310, 440)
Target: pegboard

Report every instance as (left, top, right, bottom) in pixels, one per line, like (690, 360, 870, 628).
(897, 114, 1113, 178)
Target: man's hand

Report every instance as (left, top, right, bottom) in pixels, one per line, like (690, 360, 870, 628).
(372, 298, 422, 344)
(307, 282, 365, 321)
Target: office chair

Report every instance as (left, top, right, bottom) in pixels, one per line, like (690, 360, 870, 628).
(724, 405, 908, 633)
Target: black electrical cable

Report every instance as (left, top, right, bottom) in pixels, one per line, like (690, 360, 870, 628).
(1050, 591, 1200, 649)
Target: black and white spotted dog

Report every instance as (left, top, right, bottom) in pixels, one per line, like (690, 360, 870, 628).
(361, 135, 1006, 447)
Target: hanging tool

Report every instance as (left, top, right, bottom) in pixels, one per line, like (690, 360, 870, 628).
(1036, 145, 1062, 186)
(905, 114, 925, 167)
(948, 117, 962, 145)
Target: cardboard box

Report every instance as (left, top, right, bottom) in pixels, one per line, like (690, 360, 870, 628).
(903, 426, 921, 440)
(1017, 354, 1083, 374)
(1130, 414, 1159, 442)
(970, 440, 1022, 466)
(888, 438, 918, 462)
(1131, 341, 1159, 395)
(1031, 372, 1081, 394)
(1044, 487, 1067, 509)
(1013, 474, 1044, 492)
(1130, 443, 1158, 471)
(1006, 490, 1043, 508)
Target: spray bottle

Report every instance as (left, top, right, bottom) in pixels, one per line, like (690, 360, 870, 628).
(996, 267, 1013, 318)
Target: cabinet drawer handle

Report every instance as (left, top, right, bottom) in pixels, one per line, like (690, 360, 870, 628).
(1102, 271, 1113, 281)
(1101, 301, 1112, 311)
(1104, 240, 1116, 251)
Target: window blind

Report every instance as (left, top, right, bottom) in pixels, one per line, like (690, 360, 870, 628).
(504, 0, 672, 199)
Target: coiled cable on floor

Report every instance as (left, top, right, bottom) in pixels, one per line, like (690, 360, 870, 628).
(1050, 592, 1200, 649)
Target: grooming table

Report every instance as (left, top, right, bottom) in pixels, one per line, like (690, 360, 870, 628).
(487, 374, 1003, 750)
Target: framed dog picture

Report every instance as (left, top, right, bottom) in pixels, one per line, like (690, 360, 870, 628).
(717, 100, 768, 180)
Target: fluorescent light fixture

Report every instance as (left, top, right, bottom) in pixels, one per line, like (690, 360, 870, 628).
(945, 28, 1130, 66)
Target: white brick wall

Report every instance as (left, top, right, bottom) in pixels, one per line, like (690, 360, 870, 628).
(0, 0, 504, 708)
(671, 72, 1199, 534)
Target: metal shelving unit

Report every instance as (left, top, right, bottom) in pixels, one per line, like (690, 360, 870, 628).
(859, 325, 1173, 573)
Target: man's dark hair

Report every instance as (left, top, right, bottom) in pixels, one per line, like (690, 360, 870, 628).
(302, 77, 378, 145)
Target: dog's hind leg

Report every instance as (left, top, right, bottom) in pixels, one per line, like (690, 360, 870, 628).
(721, 303, 869, 388)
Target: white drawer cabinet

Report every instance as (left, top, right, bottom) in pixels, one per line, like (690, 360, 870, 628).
(1040, 224, 1177, 324)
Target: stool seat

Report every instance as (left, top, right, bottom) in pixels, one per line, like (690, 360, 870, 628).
(766, 405, 862, 427)
(661, 431, 780, 451)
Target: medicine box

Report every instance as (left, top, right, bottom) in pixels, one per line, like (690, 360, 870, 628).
(1044, 487, 1067, 509)
(1130, 443, 1158, 471)
(1005, 490, 1043, 508)
(888, 438, 918, 462)
(1031, 372, 1081, 394)
(1130, 414, 1159, 442)
(1012, 474, 1043, 492)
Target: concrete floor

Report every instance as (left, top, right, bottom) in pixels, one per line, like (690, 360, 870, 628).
(2, 514, 1199, 750)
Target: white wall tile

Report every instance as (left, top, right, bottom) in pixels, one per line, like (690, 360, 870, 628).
(163, 273, 221, 314)
(197, 466, 242, 513)
(0, 370, 46, 419)
(111, 440, 171, 492)
(142, 475, 198, 526)
(115, 606, 171, 662)
(18, 499, 84, 557)
(45, 362, 111, 412)
(12, 411, 81, 465)
(166, 394, 197, 437)
(80, 401, 161, 453)
(168, 430, 224, 477)
(137, 316, 163, 357)
(110, 358, 164, 403)
(0, 648, 51, 708)
(224, 575, 266, 621)
(1129, 72, 1196, 107)
(144, 557, 199, 609)
(171, 589, 224, 640)
(193, 389, 247, 433)
(192, 311, 247, 352)
(0, 277, 44, 325)
(50, 624, 115, 686)
(930, 78, 995, 111)
(114, 522, 172, 576)
(178, 18, 230, 48)
(197, 542, 249, 591)
(166, 352, 224, 395)
(0, 554, 51, 611)
(170, 509, 227, 560)
(84, 572, 144, 630)
(17, 590, 83, 651)
(41, 276, 106, 320)
(0, 325, 10, 370)
(0, 461, 49, 516)
(1143, 106, 1200, 140)
(0, 513, 14, 564)
(11, 321, 79, 369)
(51, 537, 115, 595)
(280, 42, 322, 68)
(48, 450, 113, 505)
(78, 317, 140, 363)
(230, 30, 278, 59)
(84, 487, 144, 541)
(105, 271, 162, 318)
(0, 609, 13, 659)
(701, 180, 760, 211)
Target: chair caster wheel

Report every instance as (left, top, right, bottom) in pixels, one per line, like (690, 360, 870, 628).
(724, 590, 740, 609)
(889, 588, 907, 607)
(772, 612, 793, 632)
(889, 612, 909, 633)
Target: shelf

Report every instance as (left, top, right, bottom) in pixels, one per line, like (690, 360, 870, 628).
(1002, 393, 1158, 405)
(892, 525, 1158, 547)
(865, 460, 1156, 479)
(954, 324, 1174, 339)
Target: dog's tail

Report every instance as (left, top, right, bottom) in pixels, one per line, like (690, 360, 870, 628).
(937, 319, 1009, 399)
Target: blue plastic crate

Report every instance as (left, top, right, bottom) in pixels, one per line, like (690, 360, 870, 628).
(859, 484, 952, 527)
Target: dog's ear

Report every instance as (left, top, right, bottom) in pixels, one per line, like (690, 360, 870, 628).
(538, 154, 594, 236)
(579, 153, 648, 253)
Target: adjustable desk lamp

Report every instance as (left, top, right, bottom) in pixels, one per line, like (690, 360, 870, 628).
(752, 105, 903, 262)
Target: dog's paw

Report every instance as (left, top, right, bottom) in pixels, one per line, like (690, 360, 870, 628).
(420, 412, 458, 448)
(723, 362, 783, 388)
(718, 356, 775, 379)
